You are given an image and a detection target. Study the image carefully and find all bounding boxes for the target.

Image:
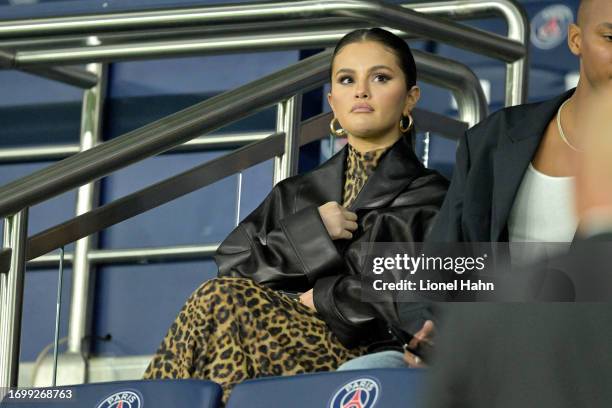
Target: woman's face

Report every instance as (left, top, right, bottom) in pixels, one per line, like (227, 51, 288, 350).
(328, 41, 420, 149)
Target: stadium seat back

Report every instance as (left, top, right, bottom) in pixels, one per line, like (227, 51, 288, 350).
(0, 379, 222, 408)
(226, 368, 425, 408)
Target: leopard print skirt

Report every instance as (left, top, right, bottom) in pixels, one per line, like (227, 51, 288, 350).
(143, 277, 366, 403)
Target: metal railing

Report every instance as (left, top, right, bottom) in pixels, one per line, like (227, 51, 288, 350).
(0, 211, 28, 389)
(9, 107, 467, 273)
(0, 0, 528, 104)
(0, 132, 276, 163)
(0, 0, 527, 388)
(0, 49, 485, 260)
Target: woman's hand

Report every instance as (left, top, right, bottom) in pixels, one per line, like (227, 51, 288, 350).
(318, 201, 358, 240)
(299, 289, 317, 311)
(403, 320, 435, 368)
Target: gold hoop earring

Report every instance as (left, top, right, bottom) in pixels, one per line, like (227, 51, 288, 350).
(330, 117, 346, 137)
(399, 114, 413, 133)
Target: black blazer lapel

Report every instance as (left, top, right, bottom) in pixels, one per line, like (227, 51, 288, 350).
(492, 138, 542, 241)
(491, 90, 574, 241)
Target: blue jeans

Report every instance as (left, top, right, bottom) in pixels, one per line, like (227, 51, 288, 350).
(337, 351, 406, 371)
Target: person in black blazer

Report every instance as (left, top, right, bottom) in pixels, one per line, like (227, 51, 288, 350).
(424, 30, 612, 408)
(426, 114, 612, 405)
(429, 0, 612, 243)
(428, 89, 574, 242)
(402, 0, 612, 368)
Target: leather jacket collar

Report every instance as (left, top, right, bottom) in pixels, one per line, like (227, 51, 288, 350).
(299, 133, 426, 212)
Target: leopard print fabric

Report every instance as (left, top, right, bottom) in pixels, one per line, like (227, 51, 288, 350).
(143, 278, 366, 403)
(342, 144, 388, 207)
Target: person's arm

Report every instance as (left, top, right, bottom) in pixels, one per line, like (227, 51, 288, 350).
(578, 207, 612, 240)
(573, 87, 612, 241)
(214, 184, 344, 289)
(313, 199, 445, 347)
(427, 132, 471, 242)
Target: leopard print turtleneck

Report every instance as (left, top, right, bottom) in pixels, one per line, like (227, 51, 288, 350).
(342, 144, 388, 207)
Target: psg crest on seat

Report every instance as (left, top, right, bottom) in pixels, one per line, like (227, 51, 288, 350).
(329, 378, 380, 408)
(95, 390, 142, 408)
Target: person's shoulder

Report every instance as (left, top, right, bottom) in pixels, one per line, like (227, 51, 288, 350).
(468, 99, 546, 135)
(464, 95, 563, 150)
(272, 150, 341, 191)
(413, 168, 450, 189)
(402, 168, 450, 205)
(271, 172, 306, 195)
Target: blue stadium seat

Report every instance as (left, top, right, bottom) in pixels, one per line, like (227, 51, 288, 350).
(0, 379, 222, 408)
(226, 368, 425, 408)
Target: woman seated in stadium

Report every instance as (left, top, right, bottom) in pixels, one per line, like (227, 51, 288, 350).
(143, 27, 448, 401)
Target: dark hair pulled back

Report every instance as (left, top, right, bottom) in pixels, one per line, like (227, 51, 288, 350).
(330, 28, 417, 89)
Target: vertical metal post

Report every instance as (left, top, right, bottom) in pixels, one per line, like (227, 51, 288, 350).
(51, 247, 65, 387)
(422, 131, 430, 168)
(273, 94, 302, 185)
(67, 59, 106, 359)
(502, 2, 528, 106)
(505, 58, 527, 107)
(234, 172, 243, 227)
(410, 0, 529, 106)
(0, 209, 29, 389)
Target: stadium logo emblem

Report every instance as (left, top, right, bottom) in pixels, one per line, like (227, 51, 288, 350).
(531, 5, 574, 50)
(95, 390, 142, 408)
(329, 378, 380, 408)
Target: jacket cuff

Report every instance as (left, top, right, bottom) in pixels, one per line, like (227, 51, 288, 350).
(280, 205, 343, 283)
(313, 276, 359, 348)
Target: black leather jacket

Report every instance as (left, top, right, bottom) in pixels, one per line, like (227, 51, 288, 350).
(215, 135, 449, 347)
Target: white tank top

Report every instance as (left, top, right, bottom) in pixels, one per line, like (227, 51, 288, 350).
(508, 163, 578, 264)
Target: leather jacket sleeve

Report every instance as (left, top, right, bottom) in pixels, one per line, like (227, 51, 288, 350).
(313, 175, 447, 347)
(214, 182, 344, 291)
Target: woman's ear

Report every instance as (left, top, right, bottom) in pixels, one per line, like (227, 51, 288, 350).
(403, 85, 421, 115)
(568, 23, 582, 57)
